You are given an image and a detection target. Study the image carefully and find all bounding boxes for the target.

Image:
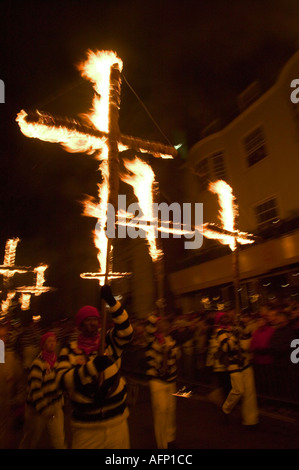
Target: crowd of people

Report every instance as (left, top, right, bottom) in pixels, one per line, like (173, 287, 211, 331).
(0, 289, 299, 449)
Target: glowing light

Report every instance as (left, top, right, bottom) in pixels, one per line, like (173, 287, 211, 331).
(121, 157, 163, 262)
(16, 49, 178, 292)
(203, 180, 255, 251)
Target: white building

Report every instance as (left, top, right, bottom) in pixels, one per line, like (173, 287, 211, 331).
(169, 50, 299, 313)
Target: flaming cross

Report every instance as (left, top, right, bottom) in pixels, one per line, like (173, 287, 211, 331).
(16, 51, 176, 282)
(202, 180, 256, 320)
(0, 238, 53, 318)
(16, 50, 177, 347)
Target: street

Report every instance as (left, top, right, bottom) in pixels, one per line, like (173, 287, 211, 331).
(127, 381, 299, 450)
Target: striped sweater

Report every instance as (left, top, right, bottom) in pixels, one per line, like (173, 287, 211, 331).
(215, 326, 252, 373)
(26, 354, 64, 415)
(56, 301, 133, 424)
(145, 313, 179, 383)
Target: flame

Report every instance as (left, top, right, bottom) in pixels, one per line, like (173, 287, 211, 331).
(83, 159, 110, 284)
(1, 291, 16, 315)
(0, 238, 27, 280)
(79, 51, 124, 281)
(34, 264, 48, 295)
(16, 264, 53, 301)
(20, 293, 31, 311)
(16, 49, 173, 285)
(78, 50, 123, 133)
(116, 209, 196, 237)
(4, 238, 20, 267)
(203, 180, 254, 250)
(209, 180, 236, 250)
(121, 157, 163, 262)
(16, 110, 107, 157)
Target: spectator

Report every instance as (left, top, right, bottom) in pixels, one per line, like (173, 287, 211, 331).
(250, 316, 275, 396)
(269, 309, 298, 401)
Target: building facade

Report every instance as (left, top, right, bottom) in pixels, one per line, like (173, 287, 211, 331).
(169, 50, 299, 313)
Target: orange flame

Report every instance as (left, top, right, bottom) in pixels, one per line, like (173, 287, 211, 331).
(78, 50, 123, 133)
(78, 51, 122, 282)
(204, 180, 254, 251)
(121, 157, 163, 262)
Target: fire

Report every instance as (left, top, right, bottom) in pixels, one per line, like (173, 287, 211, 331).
(78, 50, 123, 133)
(83, 159, 110, 284)
(209, 180, 236, 250)
(16, 110, 107, 156)
(0, 238, 27, 280)
(203, 180, 254, 251)
(121, 157, 163, 262)
(16, 49, 178, 290)
(3, 238, 19, 267)
(78, 51, 122, 282)
(34, 264, 49, 295)
(20, 293, 31, 311)
(1, 291, 16, 316)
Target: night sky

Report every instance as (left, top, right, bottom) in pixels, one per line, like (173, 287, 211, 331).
(1, 0, 299, 319)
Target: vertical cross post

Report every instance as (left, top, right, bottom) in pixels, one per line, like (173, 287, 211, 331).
(100, 61, 122, 355)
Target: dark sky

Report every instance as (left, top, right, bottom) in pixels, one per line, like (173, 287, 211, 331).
(1, 0, 299, 317)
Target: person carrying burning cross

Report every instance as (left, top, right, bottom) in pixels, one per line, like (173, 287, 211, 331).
(56, 284, 133, 449)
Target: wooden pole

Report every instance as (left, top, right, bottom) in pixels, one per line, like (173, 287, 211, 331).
(233, 240, 240, 324)
(99, 62, 122, 357)
(232, 199, 241, 330)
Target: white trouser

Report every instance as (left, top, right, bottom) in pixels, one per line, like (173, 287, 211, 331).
(149, 379, 176, 449)
(19, 403, 67, 449)
(71, 415, 130, 449)
(222, 366, 259, 425)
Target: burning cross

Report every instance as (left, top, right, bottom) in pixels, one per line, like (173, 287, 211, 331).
(202, 180, 256, 320)
(16, 51, 176, 284)
(16, 50, 177, 348)
(0, 238, 53, 318)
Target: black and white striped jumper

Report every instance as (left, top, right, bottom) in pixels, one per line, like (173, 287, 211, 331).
(56, 301, 133, 425)
(216, 326, 252, 373)
(26, 354, 63, 415)
(145, 313, 179, 383)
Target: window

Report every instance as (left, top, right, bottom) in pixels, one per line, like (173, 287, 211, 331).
(195, 158, 210, 190)
(255, 198, 279, 228)
(211, 152, 227, 181)
(243, 126, 267, 167)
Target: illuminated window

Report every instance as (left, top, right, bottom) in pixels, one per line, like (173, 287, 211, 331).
(255, 198, 278, 228)
(243, 126, 267, 167)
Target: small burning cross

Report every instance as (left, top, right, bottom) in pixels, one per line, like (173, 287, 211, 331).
(0, 238, 53, 318)
(203, 180, 256, 318)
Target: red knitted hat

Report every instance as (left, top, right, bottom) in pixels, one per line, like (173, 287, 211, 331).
(76, 305, 100, 327)
(40, 332, 56, 349)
